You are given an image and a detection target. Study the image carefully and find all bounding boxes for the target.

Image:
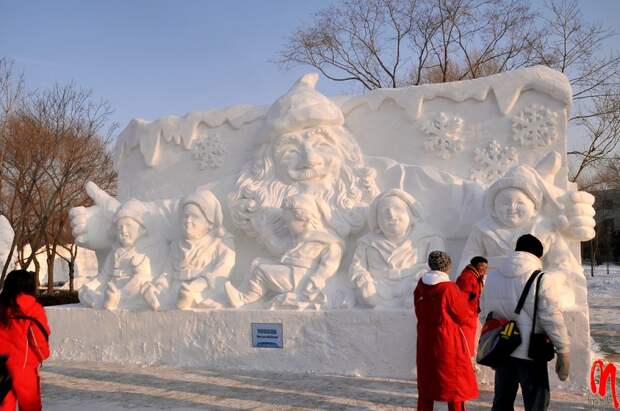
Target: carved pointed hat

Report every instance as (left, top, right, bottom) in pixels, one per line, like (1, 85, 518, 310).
(264, 73, 344, 136)
(182, 186, 225, 236)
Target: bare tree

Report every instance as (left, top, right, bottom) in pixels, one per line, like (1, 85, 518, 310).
(279, 0, 539, 89)
(576, 156, 620, 191)
(0, 75, 117, 288)
(534, 0, 620, 182)
(279, 0, 620, 179)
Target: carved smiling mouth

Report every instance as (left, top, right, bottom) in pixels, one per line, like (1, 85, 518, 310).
(291, 167, 323, 180)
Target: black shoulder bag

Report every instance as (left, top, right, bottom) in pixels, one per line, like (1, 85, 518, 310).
(477, 270, 541, 368)
(528, 272, 556, 362)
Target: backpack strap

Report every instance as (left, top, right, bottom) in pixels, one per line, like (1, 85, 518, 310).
(514, 270, 543, 314)
(530, 272, 545, 336)
(11, 315, 49, 342)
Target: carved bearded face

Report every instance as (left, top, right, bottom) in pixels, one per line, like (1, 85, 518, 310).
(493, 188, 536, 228)
(272, 127, 343, 186)
(377, 196, 412, 242)
(116, 217, 143, 248)
(182, 203, 211, 241)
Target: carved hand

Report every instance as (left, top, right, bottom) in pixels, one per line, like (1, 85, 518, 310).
(561, 191, 596, 241)
(69, 182, 120, 250)
(300, 276, 325, 300)
(351, 269, 373, 288)
(205, 274, 217, 290)
(555, 352, 570, 381)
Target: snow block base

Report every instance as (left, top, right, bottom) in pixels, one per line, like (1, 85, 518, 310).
(46, 305, 418, 379)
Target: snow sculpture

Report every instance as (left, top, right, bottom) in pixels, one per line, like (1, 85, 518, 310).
(70, 67, 596, 314)
(79, 200, 153, 310)
(228, 74, 380, 255)
(0, 215, 15, 272)
(512, 103, 559, 147)
(142, 189, 235, 310)
(224, 194, 343, 310)
(422, 112, 464, 159)
(470, 140, 519, 185)
(192, 133, 226, 170)
(63, 66, 599, 386)
(350, 189, 444, 309)
(459, 151, 594, 274)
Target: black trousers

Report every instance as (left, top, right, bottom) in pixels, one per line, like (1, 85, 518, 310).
(492, 357, 550, 411)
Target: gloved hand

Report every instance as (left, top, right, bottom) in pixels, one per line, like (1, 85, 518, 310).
(555, 352, 570, 381)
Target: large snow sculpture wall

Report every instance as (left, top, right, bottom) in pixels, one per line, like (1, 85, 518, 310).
(64, 66, 595, 386)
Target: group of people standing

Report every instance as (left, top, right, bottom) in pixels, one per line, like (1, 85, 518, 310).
(414, 234, 570, 411)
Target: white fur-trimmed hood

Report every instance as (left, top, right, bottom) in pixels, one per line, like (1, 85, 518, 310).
(421, 270, 450, 285)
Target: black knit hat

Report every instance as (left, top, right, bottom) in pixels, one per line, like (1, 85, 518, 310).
(515, 234, 544, 258)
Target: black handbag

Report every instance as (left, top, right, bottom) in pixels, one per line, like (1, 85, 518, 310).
(477, 270, 541, 368)
(0, 354, 11, 402)
(528, 272, 556, 362)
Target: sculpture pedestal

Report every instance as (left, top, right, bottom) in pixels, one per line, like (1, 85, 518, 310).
(46, 305, 590, 391)
(46, 305, 418, 379)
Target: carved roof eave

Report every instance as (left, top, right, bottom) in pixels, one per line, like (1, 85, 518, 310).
(114, 65, 572, 169)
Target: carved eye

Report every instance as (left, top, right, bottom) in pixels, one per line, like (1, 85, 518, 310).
(278, 146, 299, 159)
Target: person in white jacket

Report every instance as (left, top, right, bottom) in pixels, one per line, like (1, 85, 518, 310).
(480, 234, 570, 411)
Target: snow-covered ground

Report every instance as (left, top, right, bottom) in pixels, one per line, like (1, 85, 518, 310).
(587, 264, 620, 361)
(38, 266, 619, 410)
(40, 361, 604, 411)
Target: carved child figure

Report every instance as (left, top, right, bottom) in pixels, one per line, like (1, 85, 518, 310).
(79, 200, 152, 310)
(142, 189, 235, 310)
(350, 189, 445, 309)
(458, 161, 585, 274)
(224, 194, 343, 310)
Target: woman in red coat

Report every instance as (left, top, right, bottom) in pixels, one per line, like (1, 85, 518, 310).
(414, 251, 478, 411)
(0, 270, 50, 411)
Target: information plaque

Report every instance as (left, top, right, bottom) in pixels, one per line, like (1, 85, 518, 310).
(251, 323, 283, 348)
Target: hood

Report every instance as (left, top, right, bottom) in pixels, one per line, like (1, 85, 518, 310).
(498, 251, 542, 278)
(421, 270, 450, 285)
(16, 293, 38, 314)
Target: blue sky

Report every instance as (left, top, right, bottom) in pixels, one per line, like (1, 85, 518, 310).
(1, 0, 619, 132)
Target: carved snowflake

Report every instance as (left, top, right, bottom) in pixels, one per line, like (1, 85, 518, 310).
(512, 104, 559, 147)
(470, 140, 519, 185)
(422, 112, 464, 159)
(192, 133, 226, 170)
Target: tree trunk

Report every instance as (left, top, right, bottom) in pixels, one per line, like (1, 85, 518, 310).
(46, 252, 54, 294)
(68, 260, 75, 292)
(590, 240, 595, 277)
(33, 257, 40, 289)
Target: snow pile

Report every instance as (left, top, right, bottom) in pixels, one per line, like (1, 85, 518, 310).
(0, 215, 15, 271)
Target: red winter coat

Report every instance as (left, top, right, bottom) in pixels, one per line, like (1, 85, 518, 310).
(414, 271, 478, 402)
(456, 265, 484, 353)
(0, 294, 50, 369)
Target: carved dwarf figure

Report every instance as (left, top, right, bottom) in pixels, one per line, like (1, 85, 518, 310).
(229, 73, 379, 255)
(79, 200, 153, 310)
(142, 189, 235, 310)
(458, 154, 592, 277)
(350, 189, 445, 309)
(224, 194, 343, 310)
